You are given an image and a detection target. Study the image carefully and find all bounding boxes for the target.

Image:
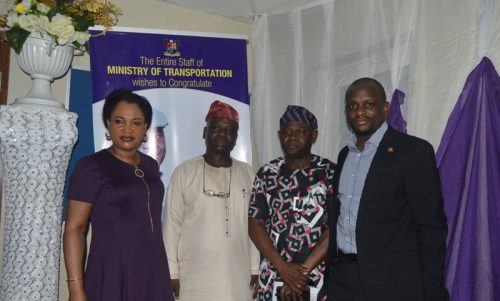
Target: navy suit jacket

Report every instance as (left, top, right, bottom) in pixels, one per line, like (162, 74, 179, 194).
(327, 126, 449, 301)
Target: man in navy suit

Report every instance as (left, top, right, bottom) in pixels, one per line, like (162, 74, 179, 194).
(326, 78, 449, 301)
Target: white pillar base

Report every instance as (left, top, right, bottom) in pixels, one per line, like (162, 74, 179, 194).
(0, 105, 78, 301)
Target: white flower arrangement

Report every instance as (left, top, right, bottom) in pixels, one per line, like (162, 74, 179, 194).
(1, 0, 121, 53)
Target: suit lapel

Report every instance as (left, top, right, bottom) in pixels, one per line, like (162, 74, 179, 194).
(356, 127, 402, 230)
(327, 146, 348, 268)
(332, 147, 348, 217)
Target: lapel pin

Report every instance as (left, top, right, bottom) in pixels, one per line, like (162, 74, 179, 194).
(388, 147, 394, 153)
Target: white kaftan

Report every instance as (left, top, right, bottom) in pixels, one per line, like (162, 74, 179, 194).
(163, 156, 260, 301)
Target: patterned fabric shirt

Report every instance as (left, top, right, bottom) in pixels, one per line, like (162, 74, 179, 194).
(249, 155, 335, 301)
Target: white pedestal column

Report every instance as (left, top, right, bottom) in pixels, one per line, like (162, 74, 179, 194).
(0, 105, 77, 301)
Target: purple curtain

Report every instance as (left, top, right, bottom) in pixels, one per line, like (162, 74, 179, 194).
(387, 89, 407, 133)
(436, 57, 500, 301)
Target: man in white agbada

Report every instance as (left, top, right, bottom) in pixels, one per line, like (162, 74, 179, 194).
(163, 100, 260, 301)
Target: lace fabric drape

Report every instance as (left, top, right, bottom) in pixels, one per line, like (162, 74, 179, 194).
(0, 106, 77, 301)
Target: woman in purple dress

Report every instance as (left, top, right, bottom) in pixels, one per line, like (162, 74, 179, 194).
(63, 89, 174, 301)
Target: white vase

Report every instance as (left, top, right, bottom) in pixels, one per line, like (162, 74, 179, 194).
(13, 33, 77, 112)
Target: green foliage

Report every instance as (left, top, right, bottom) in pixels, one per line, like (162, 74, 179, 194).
(5, 25, 31, 54)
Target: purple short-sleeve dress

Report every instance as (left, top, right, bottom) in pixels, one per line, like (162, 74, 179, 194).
(68, 149, 174, 301)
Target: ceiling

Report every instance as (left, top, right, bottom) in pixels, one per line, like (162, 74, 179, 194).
(161, 0, 321, 23)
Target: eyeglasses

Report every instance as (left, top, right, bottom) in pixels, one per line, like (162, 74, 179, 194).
(203, 161, 231, 199)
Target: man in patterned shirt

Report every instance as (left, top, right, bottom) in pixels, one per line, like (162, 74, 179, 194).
(249, 105, 335, 301)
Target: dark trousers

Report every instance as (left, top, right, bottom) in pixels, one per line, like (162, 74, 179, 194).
(327, 254, 369, 301)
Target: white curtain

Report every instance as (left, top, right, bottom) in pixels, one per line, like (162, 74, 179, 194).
(250, 0, 500, 166)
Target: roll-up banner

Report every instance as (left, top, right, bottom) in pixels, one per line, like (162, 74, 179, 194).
(87, 26, 251, 187)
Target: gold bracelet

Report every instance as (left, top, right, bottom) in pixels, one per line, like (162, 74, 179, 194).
(66, 278, 83, 282)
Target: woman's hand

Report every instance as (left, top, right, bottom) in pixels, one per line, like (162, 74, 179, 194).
(68, 284, 87, 301)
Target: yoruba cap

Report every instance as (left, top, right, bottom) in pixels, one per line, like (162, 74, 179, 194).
(279, 105, 318, 129)
(205, 100, 239, 124)
(150, 107, 169, 128)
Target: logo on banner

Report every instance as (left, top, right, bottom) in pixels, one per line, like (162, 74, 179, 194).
(164, 39, 181, 56)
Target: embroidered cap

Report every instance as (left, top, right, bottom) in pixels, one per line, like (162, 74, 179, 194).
(279, 105, 318, 129)
(205, 100, 239, 124)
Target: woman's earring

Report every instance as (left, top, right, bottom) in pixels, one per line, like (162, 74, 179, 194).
(105, 131, 111, 141)
(142, 135, 148, 142)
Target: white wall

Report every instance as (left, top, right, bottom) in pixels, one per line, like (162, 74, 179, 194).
(1, 0, 251, 300)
